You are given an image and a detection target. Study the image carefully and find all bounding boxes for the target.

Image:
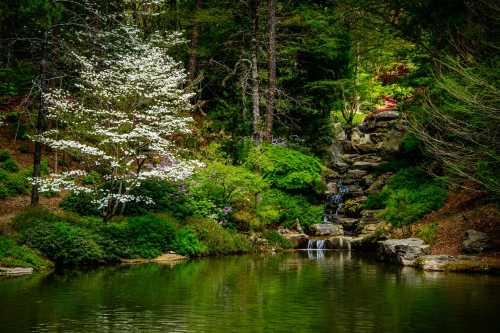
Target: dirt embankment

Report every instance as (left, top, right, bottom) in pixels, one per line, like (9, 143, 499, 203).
(411, 184, 500, 256)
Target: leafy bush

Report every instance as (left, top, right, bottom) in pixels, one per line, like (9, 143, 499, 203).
(99, 214, 178, 259)
(60, 192, 101, 216)
(246, 144, 324, 194)
(188, 162, 268, 220)
(364, 167, 448, 227)
(186, 217, 253, 255)
(0, 149, 11, 162)
(417, 222, 439, 245)
(0, 235, 51, 270)
(257, 189, 323, 230)
(14, 209, 105, 266)
(172, 227, 207, 256)
(263, 230, 293, 249)
(1, 158, 19, 172)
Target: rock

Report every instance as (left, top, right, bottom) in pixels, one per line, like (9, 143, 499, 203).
(353, 161, 380, 170)
(121, 253, 187, 265)
(378, 238, 431, 266)
(462, 229, 492, 253)
(352, 143, 380, 153)
(351, 128, 373, 146)
(347, 184, 364, 195)
(333, 122, 346, 142)
(366, 172, 393, 195)
(341, 154, 361, 164)
(333, 161, 349, 172)
(377, 129, 404, 153)
(310, 223, 344, 236)
(0, 267, 33, 276)
(416, 255, 500, 273)
(335, 216, 359, 230)
(347, 169, 368, 179)
(371, 110, 399, 120)
(328, 236, 354, 250)
(283, 233, 309, 249)
(359, 210, 383, 225)
(361, 224, 378, 234)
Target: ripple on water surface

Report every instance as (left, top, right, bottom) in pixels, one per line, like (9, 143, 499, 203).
(1, 251, 500, 333)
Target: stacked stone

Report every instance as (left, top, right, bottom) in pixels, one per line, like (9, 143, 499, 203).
(324, 109, 405, 239)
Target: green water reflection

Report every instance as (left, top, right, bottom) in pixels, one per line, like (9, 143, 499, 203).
(1, 251, 499, 332)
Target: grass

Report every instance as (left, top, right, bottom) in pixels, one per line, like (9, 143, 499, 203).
(0, 235, 52, 270)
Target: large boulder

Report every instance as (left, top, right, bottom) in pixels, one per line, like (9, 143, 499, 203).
(366, 172, 393, 195)
(462, 230, 492, 253)
(283, 233, 309, 249)
(310, 223, 343, 236)
(378, 238, 430, 266)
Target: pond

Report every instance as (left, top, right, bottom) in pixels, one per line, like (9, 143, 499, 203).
(1, 251, 499, 333)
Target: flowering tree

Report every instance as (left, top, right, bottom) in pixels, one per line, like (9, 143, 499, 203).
(35, 27, 201, 220)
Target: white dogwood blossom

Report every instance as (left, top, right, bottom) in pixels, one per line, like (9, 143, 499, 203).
(35, 27, 199, 218)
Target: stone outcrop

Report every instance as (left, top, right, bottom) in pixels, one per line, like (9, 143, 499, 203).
(462, 229, 492, 254)
(378, 238, 431, 266)
(0, 267, 33, 276)
(310, 224, 343, 236)
(324, 102, 404, 244)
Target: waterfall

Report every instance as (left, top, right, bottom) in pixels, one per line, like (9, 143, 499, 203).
(307, 239, 326, 259)
(307, 239, 327, 250)
(324, 180, 350, 223)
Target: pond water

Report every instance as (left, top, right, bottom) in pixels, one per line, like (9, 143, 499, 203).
(1, 251, 500, 333)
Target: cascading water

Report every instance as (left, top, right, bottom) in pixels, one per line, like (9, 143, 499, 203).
(307, 239, 327, 259)
(323, 180, 350, 223)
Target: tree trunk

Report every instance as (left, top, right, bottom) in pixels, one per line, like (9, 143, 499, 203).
(251, 0, 261, 142)
(188, 0, 203, 81)
(31, 32, 49, 207)
(264, 0, 277, 142)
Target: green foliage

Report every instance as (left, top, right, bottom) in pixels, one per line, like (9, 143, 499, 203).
(1, 158, 19, 172)
(417, 222, 439, 245)
(364, 168, 448, 227)
(0, 149, 11, 162)
(246, 144, 323, 194)
(343, 198, 364, 217)
(189, 162, 268, 220)
(13, 210, 181, 265)
(0, 235, 51, 270)
(263, 230, 293, 250)
(257, 189, 323, 230)
(186, 217, 253, 255)
(172, 227, 207, 257)
(14, 209, 104, 266)
(99, 215, 177, 259)
(60, 192, 100, 216)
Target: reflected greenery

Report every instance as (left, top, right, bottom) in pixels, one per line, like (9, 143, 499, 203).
(1, 252, 500, 332)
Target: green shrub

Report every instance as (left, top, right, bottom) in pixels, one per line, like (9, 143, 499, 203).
(0, 235, 51, 270)
(364, 167, 448, 227)
(257, 189, 323, 230)
(0, 149, 11, 162)
(263, 230, 293, 249)
(417, 222, 439, 244)
(1, 158, 19, 172)
(99, 214, 177, 259)
(172, 227, 207, 256)
(14, 209, 105, 266)
(0, 186, 8, 199)
(188, 162, 268, 220)
(246, 144, 324, 193)
(186, 217, 253, 255)
(60, 192, 101, 216)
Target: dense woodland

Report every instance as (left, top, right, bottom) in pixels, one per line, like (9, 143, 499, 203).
(0, 0, 499, 270)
